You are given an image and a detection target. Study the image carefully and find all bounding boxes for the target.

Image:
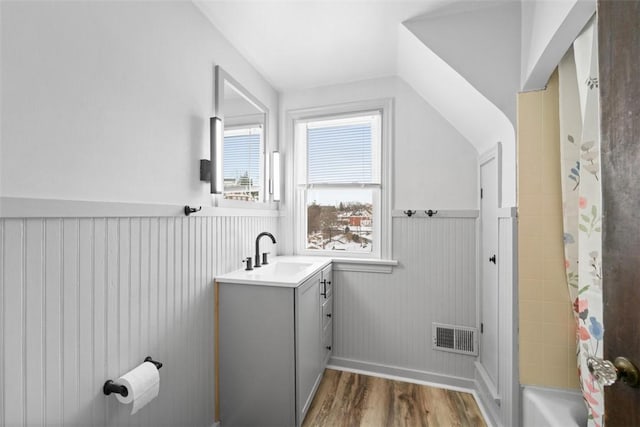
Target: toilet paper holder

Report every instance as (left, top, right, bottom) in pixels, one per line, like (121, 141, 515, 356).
(103, 356, 163, 397)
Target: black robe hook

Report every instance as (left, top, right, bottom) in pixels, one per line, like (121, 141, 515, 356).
(184, 205, 202, 216)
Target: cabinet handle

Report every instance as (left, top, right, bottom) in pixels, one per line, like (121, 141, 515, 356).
(321, 279, 327, 298)
(326, 313, 332, 318)
(325, 346, 332, 350)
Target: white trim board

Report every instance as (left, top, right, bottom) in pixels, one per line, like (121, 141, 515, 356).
(498, 207, 517, 218)
(392, 209, 479, 218)
(479, 142, 503, 209)
(328, 357, 475, 391)
(474, 377, 501, 427)
(331, 257, 397, 274)
(0, 197, 280, 218)
(475, 361, 500, 405)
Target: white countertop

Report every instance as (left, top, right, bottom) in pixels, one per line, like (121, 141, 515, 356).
(215, 256, 332, 287)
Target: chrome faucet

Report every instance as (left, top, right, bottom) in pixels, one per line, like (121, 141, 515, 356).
(255, 232, 276, 268)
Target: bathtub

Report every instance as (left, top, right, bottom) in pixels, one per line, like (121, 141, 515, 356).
(522, 386, 588, 427)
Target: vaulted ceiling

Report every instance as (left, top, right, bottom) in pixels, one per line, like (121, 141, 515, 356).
(195, 0, 472, 91)
(195, 0, 522, 206)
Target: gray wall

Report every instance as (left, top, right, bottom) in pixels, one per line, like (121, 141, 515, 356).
(0, 215, 278, 427)
(332, 216, 478, 383)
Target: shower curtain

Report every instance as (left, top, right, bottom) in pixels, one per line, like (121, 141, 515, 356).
(558, 17, 604, 427)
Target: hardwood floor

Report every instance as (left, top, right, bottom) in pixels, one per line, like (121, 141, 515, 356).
(303, 369, 487, 427)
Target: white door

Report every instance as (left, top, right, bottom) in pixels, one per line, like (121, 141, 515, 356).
(480, 152, 499, 390)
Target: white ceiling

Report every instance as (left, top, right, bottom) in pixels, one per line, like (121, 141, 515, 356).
(195, 0, 455, 92)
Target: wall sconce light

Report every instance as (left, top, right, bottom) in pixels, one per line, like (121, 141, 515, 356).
(200, 117, 223, 194)
(272, 151, 281, 202)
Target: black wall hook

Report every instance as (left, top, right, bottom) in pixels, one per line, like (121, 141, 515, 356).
(184, 205, 202, 216)
(425, 210, 438, 217)
(103, 356, 163, 397)
(403, 210, 416, 217)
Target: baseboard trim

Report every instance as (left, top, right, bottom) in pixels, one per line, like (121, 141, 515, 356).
(475, 361, 500, 404)
(473, 381, 503, 427)
(328, 357, 475, 392)
(474, 378, 501, 427)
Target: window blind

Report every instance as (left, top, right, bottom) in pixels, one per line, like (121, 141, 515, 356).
(307, 123, 372, 184)
(224, 133, 261, 183)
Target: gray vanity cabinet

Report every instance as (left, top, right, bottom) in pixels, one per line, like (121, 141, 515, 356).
(320, 265, 333, 365)
(218, 267, 330, 427)
(295, 272, 323, 426)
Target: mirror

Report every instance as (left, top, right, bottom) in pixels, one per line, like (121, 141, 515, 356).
(214, 66, 268, 203)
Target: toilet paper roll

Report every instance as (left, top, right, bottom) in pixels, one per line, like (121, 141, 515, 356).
(115, 361, 160, 415)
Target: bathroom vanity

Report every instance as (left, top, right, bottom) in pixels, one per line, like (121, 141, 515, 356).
(216, 257, 333, 427)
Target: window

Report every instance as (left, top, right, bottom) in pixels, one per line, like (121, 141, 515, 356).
(223, 124, 263, 202)
(295, 108, 388, 257)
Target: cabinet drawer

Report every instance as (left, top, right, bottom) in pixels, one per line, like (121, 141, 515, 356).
(322, 297, 333, 329)
(323, 319, 333, 352)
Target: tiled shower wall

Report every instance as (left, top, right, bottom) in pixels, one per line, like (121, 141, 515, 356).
(0, 215, 278, 427)
(517, 71, 579, 389)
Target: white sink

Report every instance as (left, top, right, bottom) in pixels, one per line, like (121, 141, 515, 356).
(216, 256, 331, 287)
(266, 262, 313, 275)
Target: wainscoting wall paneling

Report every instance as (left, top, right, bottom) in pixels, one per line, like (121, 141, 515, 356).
(0, 215, 278, 427)
(331, 216, 478, 386)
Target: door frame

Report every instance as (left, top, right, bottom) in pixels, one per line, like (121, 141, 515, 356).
(474, 142, 520, 427)
(479, 144, 503, 209)
(477, 143, 502, 401)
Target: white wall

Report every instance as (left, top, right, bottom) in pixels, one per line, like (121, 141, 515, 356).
(392, 79, 478, 211)
(405, 2, 521, 126)
(397, 24, 515, 208)
(282, 77, 477, 205)
(521, 0, 595, 91)
(0, 2, 3, 204)
(278, 76, 477, 253)
(0, 1, 278, 206)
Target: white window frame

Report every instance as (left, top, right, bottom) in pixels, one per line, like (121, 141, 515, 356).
(290, 99, 393, 259)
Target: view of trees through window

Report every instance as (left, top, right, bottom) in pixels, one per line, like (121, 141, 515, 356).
(306, 189, 373, 253)
(301, 112, 379, 254)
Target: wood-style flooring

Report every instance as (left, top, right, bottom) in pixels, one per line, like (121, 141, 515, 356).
(303, 369, 487, 427)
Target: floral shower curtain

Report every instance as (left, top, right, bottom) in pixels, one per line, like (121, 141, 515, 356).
(558, 17, 604, 427)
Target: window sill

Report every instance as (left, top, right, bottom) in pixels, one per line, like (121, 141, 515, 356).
(330, 257, 398, 273)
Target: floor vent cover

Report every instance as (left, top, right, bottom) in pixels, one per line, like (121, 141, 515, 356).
(432, 323, 478, 356)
